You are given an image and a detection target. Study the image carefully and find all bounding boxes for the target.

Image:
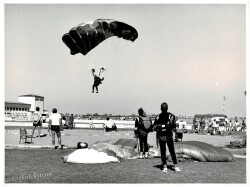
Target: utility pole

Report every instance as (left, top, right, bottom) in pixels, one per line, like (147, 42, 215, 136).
(223, 96, 227, 116)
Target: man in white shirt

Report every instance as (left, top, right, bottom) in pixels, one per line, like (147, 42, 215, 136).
(48, 108, 62, 149)
(32, 107, 42, 138)
(103, 117, 117, 132)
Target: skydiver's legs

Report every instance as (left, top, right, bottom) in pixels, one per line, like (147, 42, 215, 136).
(166, 137, 177, 165)
(166, 137, 181, 171)
(56, 131, 62, 148)
(31, 126, 36, 138)
(37, 126, 41, 137)
(159, 140, 167, 167)
(51, 131, 56, 146)
(92, 84, 98, 93)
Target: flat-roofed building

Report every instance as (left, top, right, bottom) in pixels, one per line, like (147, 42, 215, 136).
(5, 101, 31, 113)
(18, 94, 44, 112)
(5, 101, 32, 121)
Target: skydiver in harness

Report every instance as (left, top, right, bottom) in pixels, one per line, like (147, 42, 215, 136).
(92, 68, 105, 93)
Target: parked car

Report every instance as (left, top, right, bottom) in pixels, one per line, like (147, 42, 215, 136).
(41, 112, 50, 123)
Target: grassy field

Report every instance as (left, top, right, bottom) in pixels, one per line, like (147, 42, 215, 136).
(5, 148, 246, 183)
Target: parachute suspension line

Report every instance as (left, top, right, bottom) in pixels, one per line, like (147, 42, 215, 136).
(100, 39, 107, 71)
(92, 52, 96, 69)
(102, 46, 107, 71)
(112, 37, 122, 55)
(114, 38, 124, 55)
(85, 49, 96, 70)
(75, 54, 91, 70)
(113, 38, 130, 56)
(101, 37, 113, 70)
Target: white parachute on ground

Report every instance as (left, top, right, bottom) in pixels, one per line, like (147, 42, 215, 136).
(62, 148, 119, 164)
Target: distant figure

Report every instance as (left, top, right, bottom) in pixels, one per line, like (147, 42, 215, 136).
(92, 68, 105, 93)
(152, 102, 181, 172)
(61, 116, 66, 130)
(199, 118, 205, 134)
(225, 120, 229, 132)
(235, 119, 240, 131)
(69, 114, 74, 130)
(88, 116, 94, 128)
(134, 108, 152, 159)
(48, 108, 63, 149)
(228, 120, 233, 131)
(103, 117, 117, 132)
(212, 119, 218, 135)
(192, 118, 198, 133)
(241, 119, 246, 132)
(31, 107, 42, 138)
(207, 120, 213, 135)
(182, 124, 187, 133)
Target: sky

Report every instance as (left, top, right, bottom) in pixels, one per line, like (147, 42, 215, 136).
(4, 3, 247, 117)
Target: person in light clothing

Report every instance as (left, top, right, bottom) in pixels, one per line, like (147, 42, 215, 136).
(103, 117, 117, 132)
(31, 107, 42, 138)
(212, 119, 219, 135)
(48, 108, 63, 149)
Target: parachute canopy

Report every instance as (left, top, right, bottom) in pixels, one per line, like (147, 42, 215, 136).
(62, 148, 119, 164)
(62, 139, 235, 164)
(62, 19, 138, 56)
(174, 141, 235, 162)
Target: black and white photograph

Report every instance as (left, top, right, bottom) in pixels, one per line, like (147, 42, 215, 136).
(2, 0, 248, 184)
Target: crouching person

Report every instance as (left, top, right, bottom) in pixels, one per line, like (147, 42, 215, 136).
(48, 108, 63, 149)
(104, 117, 117, 132)
(152, 102, 181, 172)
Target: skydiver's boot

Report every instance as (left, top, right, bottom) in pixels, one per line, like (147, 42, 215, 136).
(139, 152, 144, 159)
(144, 152, 149, 159)
(173, 165, 181, 172)
(162, 165, 168, 173)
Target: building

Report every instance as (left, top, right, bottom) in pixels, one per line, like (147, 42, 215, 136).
(5, 94, 45, 121)
(18, 94, 44, 112)
(5, 101, 32, 121)
(5, 101, 31, 113)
